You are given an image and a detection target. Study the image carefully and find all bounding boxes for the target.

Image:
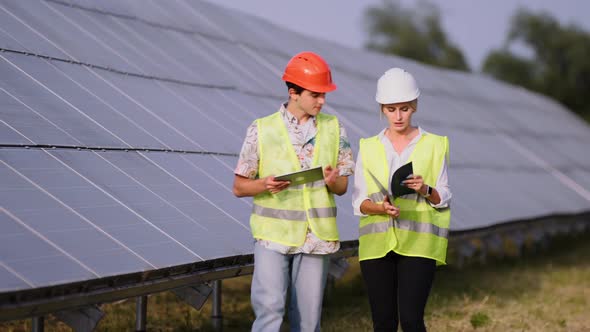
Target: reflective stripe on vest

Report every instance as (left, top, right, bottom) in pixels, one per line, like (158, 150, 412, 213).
(358, 133, 450, 264)
(359, 218, 449, 239)
(253, 204, 337, 221)
(250, 111, 340, 246)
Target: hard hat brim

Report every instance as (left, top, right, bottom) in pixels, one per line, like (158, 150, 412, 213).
(376, 90, 420, 104)
(282, 75, 337, 93)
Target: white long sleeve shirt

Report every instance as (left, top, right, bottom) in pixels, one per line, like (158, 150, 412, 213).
(352, 127, 451, 216)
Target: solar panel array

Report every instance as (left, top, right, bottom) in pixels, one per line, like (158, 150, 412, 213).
(1, 0, 589, 297)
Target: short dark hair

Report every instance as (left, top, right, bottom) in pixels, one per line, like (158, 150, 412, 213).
(286, 82, 305, 95)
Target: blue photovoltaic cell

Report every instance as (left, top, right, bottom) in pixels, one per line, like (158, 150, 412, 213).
(7, 254, 95, 287)
(216, 90, 281, 121)
(184, 1, 249, 42)
(171, 85, 249, 150)
(450, 167, 589, 228)
(0, 165, 98, 286)
(44, 3, 160, 75)
(44, 150, 204, 266)
(325, 70, 372, 110)
(0, 149, 196, 270)
(51, 149, 252, 259)
(64, 0, 136, 17)
(50, 62, 197, 150)
(144, 153, 252, 227)
(446, 131, 534, 168)
(0, 263, 31, 292)
(0, 13, 25, 51)
(3, 55, 168, 149)
(97, 75, 234, 152)
(412, 96, 499, 132)
(85, 72, 204, 151)
(0, 3, 71, 59)
(0, 218, 83, 274)
(113, 19, 233, 87)
(199, 38, 284, 96)
(0, 120, 31, 145)
(5, 1, 139, 73)
(568, 170, 590, 193)
(120, 0, 215, 37)
(0, 54, 123, 147)
(61, 8, 189, 82)
(330, 108, 378, 142)
(0, 150, 155, 277)
(0, 82, 104, 147)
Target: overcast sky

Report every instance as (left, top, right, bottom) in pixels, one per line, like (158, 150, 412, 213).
(212, 0, 590, 71)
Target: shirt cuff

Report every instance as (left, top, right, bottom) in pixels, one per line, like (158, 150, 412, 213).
(428, 187, 451, 209)
(352, 198, 369, 216)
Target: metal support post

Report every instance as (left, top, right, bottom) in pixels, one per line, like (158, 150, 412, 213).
(31, 316, 44, 332)
(211, 280, 222, 331)
(136, 295, 148, 332)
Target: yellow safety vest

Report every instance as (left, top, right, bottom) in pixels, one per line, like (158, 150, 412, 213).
(359, 133, 450, 264)
(250, 111, 340, 246)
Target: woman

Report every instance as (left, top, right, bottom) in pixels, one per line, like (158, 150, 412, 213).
(352, 68, 452, 332)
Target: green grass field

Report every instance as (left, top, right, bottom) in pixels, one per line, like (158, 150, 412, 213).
(2, 232, 589, 331)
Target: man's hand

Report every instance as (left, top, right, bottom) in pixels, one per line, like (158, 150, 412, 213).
(233, 174, 289, 197)
(323, 165, 348, 196)
(264, 176, 290, 194)
(323, 165, 339, 187)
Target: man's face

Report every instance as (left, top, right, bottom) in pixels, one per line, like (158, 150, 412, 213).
(294, 90, 326, 117)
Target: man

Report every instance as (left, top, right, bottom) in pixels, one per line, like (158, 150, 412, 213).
(233, 51, 354, 332)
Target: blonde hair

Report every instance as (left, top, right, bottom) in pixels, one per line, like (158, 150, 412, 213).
(379, 99, 419, 119)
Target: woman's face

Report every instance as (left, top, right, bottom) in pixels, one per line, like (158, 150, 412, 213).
(382, 101, 415, 133)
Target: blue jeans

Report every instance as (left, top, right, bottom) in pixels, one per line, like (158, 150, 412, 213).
(251, 242, 329, 332)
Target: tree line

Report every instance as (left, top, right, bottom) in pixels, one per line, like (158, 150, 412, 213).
(364, 0, 590, 122)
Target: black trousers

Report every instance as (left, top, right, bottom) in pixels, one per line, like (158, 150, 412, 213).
(360, 251, 436, 332)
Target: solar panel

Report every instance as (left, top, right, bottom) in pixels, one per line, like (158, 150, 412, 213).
(1, 54, 124, 147)
(51, 63, 198, 150)
(0, 3, 70, 58)
(1, 0, 589, 322)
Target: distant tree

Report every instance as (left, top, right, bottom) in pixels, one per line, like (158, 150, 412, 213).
(483, 51, 538, 90)
(363, 0, 470, 71)
(483, 9, 590, 121)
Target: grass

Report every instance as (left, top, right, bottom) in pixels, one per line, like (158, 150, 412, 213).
(2, 232, 589, 331)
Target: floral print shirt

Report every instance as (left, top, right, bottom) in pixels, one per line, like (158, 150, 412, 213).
(235, 103, 355, 254)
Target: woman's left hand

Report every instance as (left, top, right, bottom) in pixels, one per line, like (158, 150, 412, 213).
(402, 174, 427, 196)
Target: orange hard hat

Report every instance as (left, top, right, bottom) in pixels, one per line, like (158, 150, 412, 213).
(282, 51, 337, 93)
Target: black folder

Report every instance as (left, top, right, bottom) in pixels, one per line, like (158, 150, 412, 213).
(390, 162, 414, 198)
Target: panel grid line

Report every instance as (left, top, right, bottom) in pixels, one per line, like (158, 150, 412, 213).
(37, 150, 206, 261)
(1, 159, 158, 269)
(0, 206, 99, 278)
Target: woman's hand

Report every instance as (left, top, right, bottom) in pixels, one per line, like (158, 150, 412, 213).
(402, 174, 427, 196)
(383, 197, 400, 218)
(360, 197, 399, 216)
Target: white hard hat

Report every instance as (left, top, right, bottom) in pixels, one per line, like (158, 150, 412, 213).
(375, 68, 421, 104)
